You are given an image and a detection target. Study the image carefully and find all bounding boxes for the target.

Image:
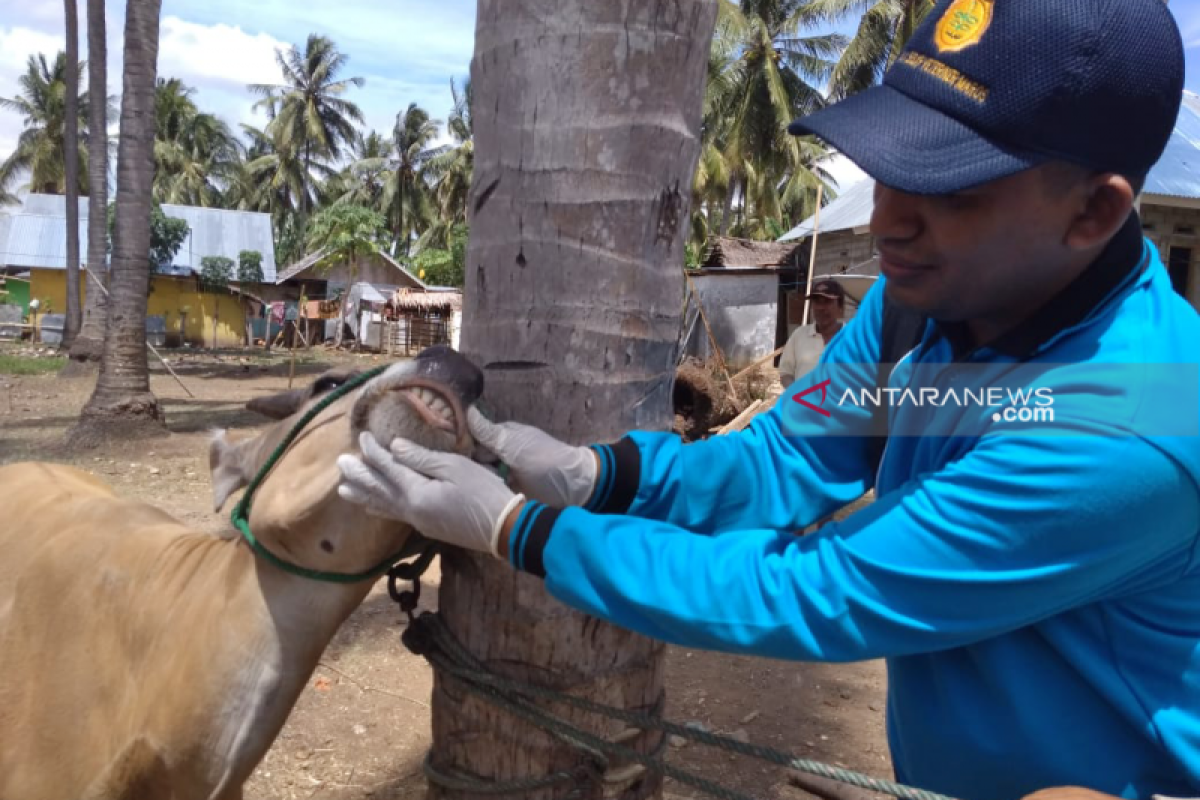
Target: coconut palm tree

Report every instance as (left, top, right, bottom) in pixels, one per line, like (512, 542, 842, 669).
(426, 78, 473, 237)
(812, 0, 937, 99)
(225, 121, 326, 266)
(438, 0, 719, 791)
(698, 0, 846, 240)
(0, 52, 92, 198)
(379, 103, 440, 255)
(76, 0, 167, 437)
(248, 34, 365, 217)
(330, 129, 393, 212)
(152, 77, 241, 207)
(62, 0, 83, 349)
(69, 0, 111, 364)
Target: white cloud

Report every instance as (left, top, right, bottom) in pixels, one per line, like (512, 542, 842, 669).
(158, 16, 285, 93)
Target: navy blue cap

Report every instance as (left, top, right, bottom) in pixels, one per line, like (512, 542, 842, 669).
(788, 0, 1185, 195)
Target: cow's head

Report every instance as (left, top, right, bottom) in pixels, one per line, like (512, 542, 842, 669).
(209, 345, 483, 579)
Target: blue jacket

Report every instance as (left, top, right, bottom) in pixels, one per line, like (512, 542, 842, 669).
(506, 216, 1200, 800)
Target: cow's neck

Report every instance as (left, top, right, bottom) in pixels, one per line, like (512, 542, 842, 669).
(194, 401, 414, 782)
(176, 506, 406, 790)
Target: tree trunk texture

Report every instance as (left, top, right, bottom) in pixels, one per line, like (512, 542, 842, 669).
(75, 0, 165, 441)
(61, 0, 82, 350)
(68, 0, 109, 365)
(719, 176, 736, 237)
(431, 3, 718, 800)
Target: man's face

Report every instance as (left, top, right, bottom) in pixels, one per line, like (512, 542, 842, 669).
(871, 166, 1090, 326)
(810, 295, 841, 327)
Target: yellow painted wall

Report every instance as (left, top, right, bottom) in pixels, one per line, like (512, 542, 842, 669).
(29, 269, 248, 347)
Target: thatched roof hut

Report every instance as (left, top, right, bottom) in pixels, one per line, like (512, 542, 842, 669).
(702, 237, 804, 270)
(389, 289, 462, 313)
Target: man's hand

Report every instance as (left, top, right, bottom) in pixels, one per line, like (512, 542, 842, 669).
(1019, 790, 1191, 800)
(337, 432, 527, 557)
(468, 406, 599, 508)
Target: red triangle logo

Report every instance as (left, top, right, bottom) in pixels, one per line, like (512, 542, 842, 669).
(792, 378, 833, 417)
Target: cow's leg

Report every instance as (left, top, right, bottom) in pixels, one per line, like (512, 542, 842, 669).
(80, 736, 173, 800)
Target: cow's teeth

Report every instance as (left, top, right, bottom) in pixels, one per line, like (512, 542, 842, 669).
(430, 397, 449, 416)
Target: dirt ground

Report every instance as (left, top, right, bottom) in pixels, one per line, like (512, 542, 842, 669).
(0, 343, 891, 800)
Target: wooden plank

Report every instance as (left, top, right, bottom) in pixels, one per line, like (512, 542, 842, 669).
(730, 345, 785, 383)
(716, 398, 764, 435)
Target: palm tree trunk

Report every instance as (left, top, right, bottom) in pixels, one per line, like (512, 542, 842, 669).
(69, 0, 109, 364)
(61, 0, 82, 350)
(719, 178, 736, 236)
(432, 2, 717, 798)
(74, 0, 165, 439)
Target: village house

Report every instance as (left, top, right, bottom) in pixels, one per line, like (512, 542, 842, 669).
(272, 245, 460, 350)
(680, 237, 805, 369)
(0, 194, 277, 347)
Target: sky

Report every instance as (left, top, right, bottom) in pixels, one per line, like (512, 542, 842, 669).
(1, 0, 1199, 194)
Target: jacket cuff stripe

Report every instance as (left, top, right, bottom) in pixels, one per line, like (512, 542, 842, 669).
(508, 501, 539, 571)
(595, 436, 641, 514)
(520, 504, 561, 579)
(587, 444, 615, 511)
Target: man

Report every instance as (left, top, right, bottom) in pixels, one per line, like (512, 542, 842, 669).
(777, 279, 846, 386)
(338, 1, 1200, 798)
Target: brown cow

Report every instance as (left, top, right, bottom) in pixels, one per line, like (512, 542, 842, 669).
(0, 345, 482, 800)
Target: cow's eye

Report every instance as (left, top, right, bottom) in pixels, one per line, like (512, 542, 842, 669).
(312, 376, 345, 395)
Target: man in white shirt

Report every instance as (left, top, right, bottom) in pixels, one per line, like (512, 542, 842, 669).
(777, 278, 846, 386)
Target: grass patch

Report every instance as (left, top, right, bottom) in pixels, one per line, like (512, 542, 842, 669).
(0, 353, 66, 375)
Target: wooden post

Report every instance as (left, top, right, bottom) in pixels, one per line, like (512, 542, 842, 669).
(288, 321, 296, 389)
(801, 182, 825, 327)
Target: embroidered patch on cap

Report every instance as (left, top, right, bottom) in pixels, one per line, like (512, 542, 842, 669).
(934, 0, 993, 53)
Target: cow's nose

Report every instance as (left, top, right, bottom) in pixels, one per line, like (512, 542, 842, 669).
(413, 345, 484, 406)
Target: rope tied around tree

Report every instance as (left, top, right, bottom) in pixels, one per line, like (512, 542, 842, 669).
(392, 579, 963, 800)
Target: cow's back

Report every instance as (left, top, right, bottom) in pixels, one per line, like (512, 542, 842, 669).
(0, 462, 223, 798)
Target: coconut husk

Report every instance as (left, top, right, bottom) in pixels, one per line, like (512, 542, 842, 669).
(672, 357, 739, 441)
(671, 357, 786, 441)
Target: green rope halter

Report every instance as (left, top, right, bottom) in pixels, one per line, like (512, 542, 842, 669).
(230, 364, 427, 584)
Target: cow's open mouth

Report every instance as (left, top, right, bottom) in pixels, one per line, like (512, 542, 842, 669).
(350, 370, 474, 456)
(395, 382, 459, 435)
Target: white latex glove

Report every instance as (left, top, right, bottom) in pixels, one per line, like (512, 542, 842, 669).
(468, 406, 599, 508)
(337, 432, 526, 557)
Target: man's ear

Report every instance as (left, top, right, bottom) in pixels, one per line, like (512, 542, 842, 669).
(1065, 174, 1136, 251)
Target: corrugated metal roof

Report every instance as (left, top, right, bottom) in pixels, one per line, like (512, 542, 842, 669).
(275, 248, 327, 283)
(779, 177, 875, 242)
(1143, 90, 1200, 200)
(0, 213, 88, 270)
(275, 245, 428, 289)
(780, 90, 1200, 243)
(0, 194, 277, 281)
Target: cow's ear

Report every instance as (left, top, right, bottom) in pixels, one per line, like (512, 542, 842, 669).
(246, 368, 361, 419)
(209, 429, 255, 512)
(246, 388, 310, 420)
